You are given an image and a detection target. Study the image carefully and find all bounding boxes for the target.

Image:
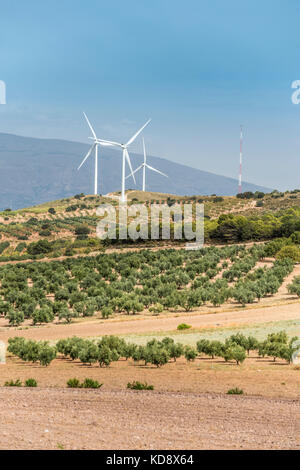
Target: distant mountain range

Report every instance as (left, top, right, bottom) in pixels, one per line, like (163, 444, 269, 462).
(0, 132, 272, 210)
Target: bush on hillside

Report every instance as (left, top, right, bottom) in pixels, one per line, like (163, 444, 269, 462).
(276, 245, 300, 262)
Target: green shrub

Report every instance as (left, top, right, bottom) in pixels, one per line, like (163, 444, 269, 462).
(39, 230, 51, 237)
(227, 387, 244, 395)
(67, 378, 81, 388)
(4, 379, 22, 387)
(177, 323, 192, 330)
(212, 196, 224, 203)
(27, 239, 52, 256)
(0, 241, 10, 254)
(127, 381, 154, 390)
(74, 225, 90, 240)
(67, 377, 103, 389)
(81, 378, 102, 389)
(254, 191, 265, 199)
(66, 205, 78, 212)
(236, 191, 254, 199)
(276, 245, 300, 262)
(15, 242, 26, 253)
(25, 378, 37, 387)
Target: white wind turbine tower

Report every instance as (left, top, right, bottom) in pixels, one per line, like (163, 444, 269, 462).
(93, 119, 151, 202)
(126, 137, 168, 191)
(77, 112, 117, 195)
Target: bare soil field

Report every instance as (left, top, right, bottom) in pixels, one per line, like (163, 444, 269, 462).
(1, 353, 300, 398)
(0, 388, 298, 450)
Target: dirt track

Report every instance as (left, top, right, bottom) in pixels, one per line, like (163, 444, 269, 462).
(0, 388, 298, 450)
(1, 299, 300, 343)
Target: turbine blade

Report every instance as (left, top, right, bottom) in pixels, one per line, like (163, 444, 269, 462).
(125, 164, 143, 179)
(83, 112, 97, 140)
(125, 119, 151, 147)
(125, 148, 136, 184)
(146, 164, 168, 178)
(77, 143, 96, 170)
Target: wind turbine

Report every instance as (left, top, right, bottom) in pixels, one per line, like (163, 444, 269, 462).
(93, 119, 151, 202)
(126, 137, 167, 191)
(77, 112, 117, 195)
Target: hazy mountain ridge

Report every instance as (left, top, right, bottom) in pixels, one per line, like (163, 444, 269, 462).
(0, 132, 271, 210)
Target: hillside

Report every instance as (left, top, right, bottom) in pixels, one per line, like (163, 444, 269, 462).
(0, 132, 272, 210)
(0, 189, 298, 262)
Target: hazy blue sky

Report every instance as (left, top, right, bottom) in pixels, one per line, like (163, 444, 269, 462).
(0, 0, 300, 190)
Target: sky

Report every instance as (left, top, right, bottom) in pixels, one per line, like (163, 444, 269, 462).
(0, 0, 300, 190)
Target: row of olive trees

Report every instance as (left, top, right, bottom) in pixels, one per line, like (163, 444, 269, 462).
(7, 330, 298, 368)
(7, 337, 56, 366)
